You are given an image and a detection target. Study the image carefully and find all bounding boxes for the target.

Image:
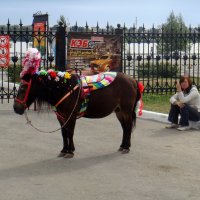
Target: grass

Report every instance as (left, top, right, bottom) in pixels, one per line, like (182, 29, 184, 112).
(142, 94, 171, 114)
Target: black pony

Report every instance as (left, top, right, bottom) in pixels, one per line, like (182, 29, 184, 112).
(13, 71, 142, 158)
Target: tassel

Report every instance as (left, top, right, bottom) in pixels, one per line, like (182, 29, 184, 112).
(137, 82, 144, 116)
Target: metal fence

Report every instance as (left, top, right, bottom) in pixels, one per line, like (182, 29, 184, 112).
(1, 21, 200, 103)
(123, 26, 200, 94)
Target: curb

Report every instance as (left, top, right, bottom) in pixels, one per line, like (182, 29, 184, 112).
(138, 110, 168, 123)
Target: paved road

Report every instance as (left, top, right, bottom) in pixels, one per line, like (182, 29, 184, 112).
(0, 102, 200, 200)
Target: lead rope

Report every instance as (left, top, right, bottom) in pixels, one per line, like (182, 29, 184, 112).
(24, 75, 82, 133)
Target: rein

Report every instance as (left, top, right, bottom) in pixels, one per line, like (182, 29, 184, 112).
(54, 84, 79, 108)
(23, 75, 82, 133)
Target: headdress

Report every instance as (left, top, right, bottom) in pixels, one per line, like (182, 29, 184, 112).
(20, 48, 41, 78)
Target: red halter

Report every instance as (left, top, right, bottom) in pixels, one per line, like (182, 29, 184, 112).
(15, 79, 32, 108)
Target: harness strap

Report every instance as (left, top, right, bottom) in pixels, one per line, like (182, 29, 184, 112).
(15, 79, 32, 108)
(54, 84, 79, 108)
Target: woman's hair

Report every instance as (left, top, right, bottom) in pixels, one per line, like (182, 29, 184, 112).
(179, 76, 192, 93)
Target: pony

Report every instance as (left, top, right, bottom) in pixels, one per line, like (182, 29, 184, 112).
(13, 48, 143, 158)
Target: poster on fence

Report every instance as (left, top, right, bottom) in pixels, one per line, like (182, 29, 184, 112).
(0, 35, 10, 68)
(33, 13, 48, 56)
(67, 33, 122, 73)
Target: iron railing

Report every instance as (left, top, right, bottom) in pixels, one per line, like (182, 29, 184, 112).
(0, 21, 200, 103)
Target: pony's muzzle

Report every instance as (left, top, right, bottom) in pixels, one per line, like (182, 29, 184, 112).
(13, 102, 25, 115)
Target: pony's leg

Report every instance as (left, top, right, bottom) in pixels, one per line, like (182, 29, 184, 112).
(57, 117, 76, 158)
(116, 111, 133, 153)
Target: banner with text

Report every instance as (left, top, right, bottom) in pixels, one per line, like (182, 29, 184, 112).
(67, 33, 121, 72)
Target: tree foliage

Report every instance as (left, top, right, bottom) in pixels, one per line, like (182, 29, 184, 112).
(57, 15, 67, 27)
(157, 11, 189, 54)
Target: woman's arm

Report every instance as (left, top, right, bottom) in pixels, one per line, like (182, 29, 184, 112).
(177, 88, 199, 103)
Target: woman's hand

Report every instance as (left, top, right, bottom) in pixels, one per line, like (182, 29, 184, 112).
(176, 83, 182, 92)
(176, 101, 185, 108)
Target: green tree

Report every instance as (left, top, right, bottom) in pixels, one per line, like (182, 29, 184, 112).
(157, 11, 189, 54)
(57, 15, 67, 27)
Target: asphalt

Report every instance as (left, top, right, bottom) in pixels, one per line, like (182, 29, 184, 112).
(1, 99, 200, 200)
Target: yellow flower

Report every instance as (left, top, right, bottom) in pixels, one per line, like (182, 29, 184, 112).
(64, 72, 71, 79)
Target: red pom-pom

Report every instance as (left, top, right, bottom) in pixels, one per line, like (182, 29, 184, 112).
(138, 82, 144, 94)
(49, 70, 57, 79)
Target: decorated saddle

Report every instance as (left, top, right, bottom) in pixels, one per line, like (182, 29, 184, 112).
(78, 72, 117, 117)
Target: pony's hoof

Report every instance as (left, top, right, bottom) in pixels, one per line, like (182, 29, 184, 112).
(64, 153, 74, 159)
(57, 152, 66, 157)
(121, 149, 130, 154)
(118, 147, 124, 152)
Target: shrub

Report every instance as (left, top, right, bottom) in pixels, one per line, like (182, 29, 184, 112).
(138, 63, 179, 78)
(6, 64, 22, 83)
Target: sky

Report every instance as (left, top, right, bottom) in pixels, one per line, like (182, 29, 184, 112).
(0, 0, 200, 28)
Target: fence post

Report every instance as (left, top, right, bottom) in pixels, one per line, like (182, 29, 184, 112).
(56, 22, 66, 71)
(115, 24, 124, 72)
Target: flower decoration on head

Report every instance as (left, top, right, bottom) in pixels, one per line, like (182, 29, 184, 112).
(20, 48, 41, 78)
(47, 69, 57, 79)
(35, 69, 71, 82)
(64, 72, 71, 79)
(39, 70, 48, 76)
(57, 71, 65, 78)
(55, 76, 60, 82)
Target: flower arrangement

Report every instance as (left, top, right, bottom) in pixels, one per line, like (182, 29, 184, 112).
(20, 48, 41, 78)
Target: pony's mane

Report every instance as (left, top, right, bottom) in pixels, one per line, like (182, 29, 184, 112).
(33, 69, 76, 110)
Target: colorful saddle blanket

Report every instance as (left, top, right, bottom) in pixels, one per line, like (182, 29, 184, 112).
(78, 72, 117, 117)
(81, 72, 116, 94)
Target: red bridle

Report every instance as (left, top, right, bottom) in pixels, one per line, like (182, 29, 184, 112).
(15, 79, 32, 108)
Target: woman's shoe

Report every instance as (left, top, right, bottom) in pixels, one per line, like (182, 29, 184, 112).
(165, 123, 179, 128)
(177, 126, 190, 131)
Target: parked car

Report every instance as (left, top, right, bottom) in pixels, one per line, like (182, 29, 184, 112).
(89, 54, 121, 72)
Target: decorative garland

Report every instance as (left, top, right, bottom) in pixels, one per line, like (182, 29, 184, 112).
(36, 69, 71, 82)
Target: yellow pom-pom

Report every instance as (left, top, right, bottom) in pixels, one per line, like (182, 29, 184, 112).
(64, 72, 71, 79)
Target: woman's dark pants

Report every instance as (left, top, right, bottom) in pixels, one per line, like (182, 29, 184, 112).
(168, 104, 200, 126)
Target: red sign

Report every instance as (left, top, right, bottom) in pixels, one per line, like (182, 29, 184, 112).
(70, 39, 94, 49)
(0, 36, 10, 67)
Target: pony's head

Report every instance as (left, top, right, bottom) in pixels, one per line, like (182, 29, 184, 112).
(13, 48, 73, 115)
(14, 48, 41, 114)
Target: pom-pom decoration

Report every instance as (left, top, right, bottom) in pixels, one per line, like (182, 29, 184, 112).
(64, 72, 71, 79)
(137, 82, 145, 116)
(36, 69, 72, 82)
(47, 69, 57, 79)
(20, 48, 41, 78)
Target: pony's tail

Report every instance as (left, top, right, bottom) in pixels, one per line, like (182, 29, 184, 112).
(132, 81, 144, 128)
